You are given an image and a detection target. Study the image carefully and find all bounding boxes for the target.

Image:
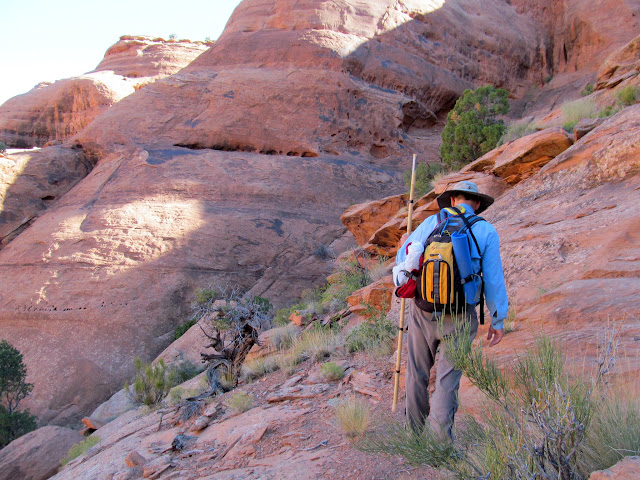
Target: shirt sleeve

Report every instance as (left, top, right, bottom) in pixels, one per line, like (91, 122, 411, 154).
(481, 228, 509, 330)
(395, 215, 438, 264)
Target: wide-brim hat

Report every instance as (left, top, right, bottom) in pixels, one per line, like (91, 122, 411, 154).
(436, 180, 494, 214)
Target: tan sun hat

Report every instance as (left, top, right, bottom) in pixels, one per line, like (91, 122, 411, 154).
(436, 180, 494, 214)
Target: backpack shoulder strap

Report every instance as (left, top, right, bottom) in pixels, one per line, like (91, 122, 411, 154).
(457, 213, 487, 325)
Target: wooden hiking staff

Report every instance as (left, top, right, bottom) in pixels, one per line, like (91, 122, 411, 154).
(392, 153, 417, 412)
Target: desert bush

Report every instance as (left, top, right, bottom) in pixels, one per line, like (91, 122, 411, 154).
(616, 85, 639, 106)
(0, 142, 6, 154)
(359, 323, 633, 479)
(561, 98, 598, 131)
(581, 83, 594, 96)
(320, 362, 345, 381)
(322, 258, 370, 311)
(167, 360, 201, 384)
(227, 391, 254, 413)
(125, 358, 175, 407)
(402, 162, 446, 199)
(598, 105, 619, 118)
(346, 302, 395, 355)
(334, 395, 372, 439)
(500, 120, 538, 143)
(270, 324, 301, 351)
(366, 255, 390, 283)
(0, 340, 37, 447)
(276, 352, 303, 375)
(61, 435, 100, 466)
(241, 356, 279, 382)
(291, 328, 341, 362)
(440, 85, 510, 168)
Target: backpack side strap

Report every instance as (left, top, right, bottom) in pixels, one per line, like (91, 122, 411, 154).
(457, 213, 487, 326)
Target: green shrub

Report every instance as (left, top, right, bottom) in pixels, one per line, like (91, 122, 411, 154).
(360, 324, 635, 479)
(227, 391, 254, 413)
(402, 162, 446, 199)
(174, 319, 197, 340)
(598, 105, 619, 118)
(581, 83, 594, 96)
(322, 258, 370, 311)
(0, 340, 37, 447)
(500, 120, 538, 143)
(276, 352, 303, 375)
(167, 360, 201, 385)
(61, 436, 100, 466)
(345, 302, 395, 355)
(320, 362, 345, 381)
(125, 358, 175, 407)
(0, 142, 6, 154)
(440, 85, 510, 169)
(561, 98, 598, 131)
(270, 324, 300, 351)
(334, 396, 372, 439)
(0, 406, 37, 448)
(616, 85, 638, 106)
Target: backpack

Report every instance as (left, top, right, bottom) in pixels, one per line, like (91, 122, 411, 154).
(413, 206, 486, 323)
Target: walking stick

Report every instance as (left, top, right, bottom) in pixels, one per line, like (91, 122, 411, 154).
(392, 153, 417, 412)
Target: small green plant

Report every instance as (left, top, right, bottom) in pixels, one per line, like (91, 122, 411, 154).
(168, 33, 177, 40)
(598, 105, 618, 118)
(125, 358, 175, 407)
(334, 396, 372, 439)
(174, 319, 197, 340)
(167, 360, 201, 384)
(440, 85, 510, 168)
(500, 120, 538, 143)
(227, 391, 254, 413)
(320, 362, 345, 381)
(322, 258, 370, 311)
(0, 340, 37, 447)
(503, 306, 517, 334)
(402, 162, 446, 199)
(61, 435, 100, 466)
(346, 302, 395, 355)
(0, 142, 6, 154)
(616, 85, 638, 106)
(580, 83, 594, 96)
(545, 75, 553, 83)
(561, 98, 598, 131)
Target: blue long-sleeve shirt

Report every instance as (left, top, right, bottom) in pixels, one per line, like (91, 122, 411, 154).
(396, 203, 509, 330)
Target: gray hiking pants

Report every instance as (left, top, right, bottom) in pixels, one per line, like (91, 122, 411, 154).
(405, 300, 478, 440)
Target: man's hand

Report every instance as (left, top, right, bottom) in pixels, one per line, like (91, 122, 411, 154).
(486, 326, 504, 347)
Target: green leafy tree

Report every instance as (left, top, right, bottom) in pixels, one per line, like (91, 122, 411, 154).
(0, 340, 37, 448)
(402, 162, 445, 199)
(440, 85, 509, 169)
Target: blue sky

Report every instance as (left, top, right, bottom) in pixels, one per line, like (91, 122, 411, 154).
(0, 0, 243, 105)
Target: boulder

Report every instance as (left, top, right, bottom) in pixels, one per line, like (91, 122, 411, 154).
(89, 388, 137, 426)
(0, 426, 84, 480)
(589, 456, 640, 480)
(340, 194, 406, 247)
(491, 128, 573, 185)
(574, 118, 606, 141)
(596, 34, 640, 89)
(346, 277, 394, 315)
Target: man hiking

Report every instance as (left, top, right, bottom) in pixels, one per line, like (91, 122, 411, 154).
(393, 180, 508, 440)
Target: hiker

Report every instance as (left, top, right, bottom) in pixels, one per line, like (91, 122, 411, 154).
(393, 180, 508, 440)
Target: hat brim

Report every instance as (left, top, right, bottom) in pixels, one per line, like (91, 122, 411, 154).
(436, 190, 494, 214)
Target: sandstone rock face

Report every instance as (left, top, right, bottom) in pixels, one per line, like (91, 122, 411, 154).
(589, 456, 640, 480)
(0, 426, 84, 480)
(596, 34, 640, 89)
(0, 36, 208, 148)
(340, 194, 406, 247)
(0, 0, 551, 424)
(0, 145, 95, 248)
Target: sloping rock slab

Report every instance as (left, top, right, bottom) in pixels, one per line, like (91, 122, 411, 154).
(589, 455, 640, 479)
(0, 426, 84, 480)
(266, 384, 331, 403)
(340, 194, 406, 247)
